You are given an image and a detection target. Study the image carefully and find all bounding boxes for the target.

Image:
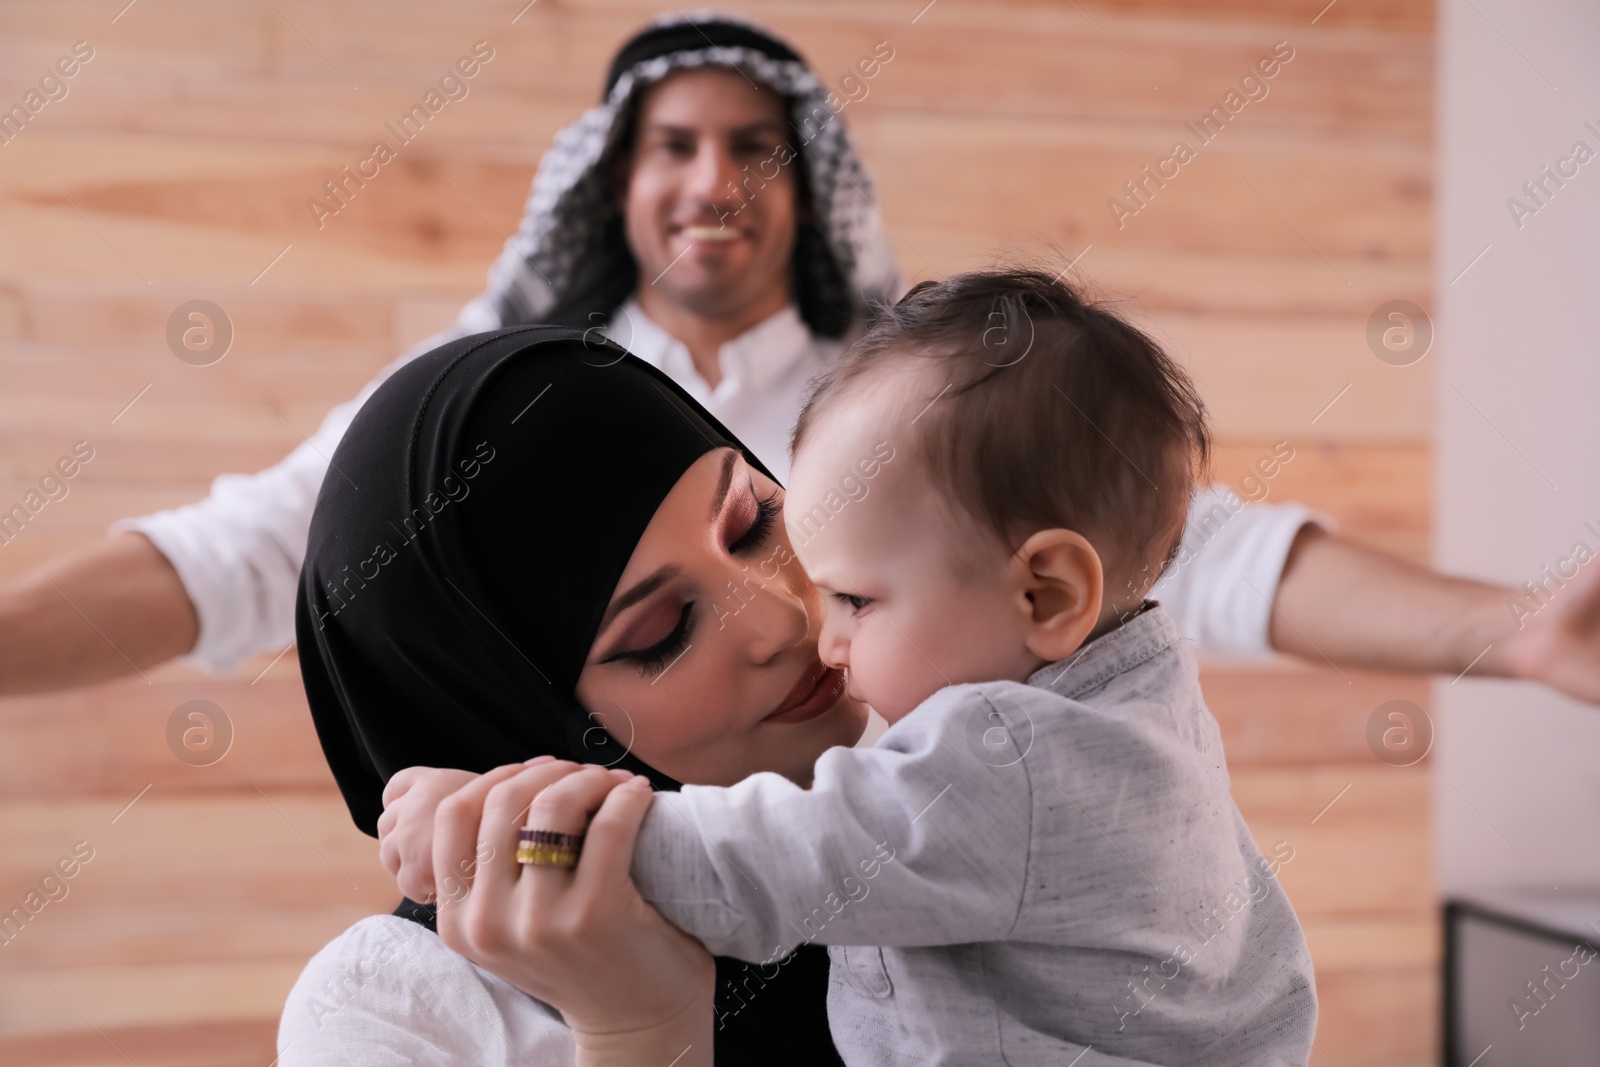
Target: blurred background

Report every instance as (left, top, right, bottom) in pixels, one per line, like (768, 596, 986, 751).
(0, 1, 1593, 1064)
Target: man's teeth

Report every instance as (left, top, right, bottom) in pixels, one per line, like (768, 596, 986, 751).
(681, 226, 740, 241)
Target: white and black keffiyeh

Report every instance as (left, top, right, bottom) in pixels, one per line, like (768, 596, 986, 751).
(481, 10, 902, 338)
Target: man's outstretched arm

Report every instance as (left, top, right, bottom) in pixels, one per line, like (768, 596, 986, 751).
(0, 294, 511, 698)
(1270, 526, 1600, 705)
(0, 532, 198, 696)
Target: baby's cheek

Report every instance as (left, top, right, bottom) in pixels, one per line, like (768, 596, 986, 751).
(866, 624, 949, 722)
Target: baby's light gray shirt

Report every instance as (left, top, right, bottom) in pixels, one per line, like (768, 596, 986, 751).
(632, 604, 1317, 1066)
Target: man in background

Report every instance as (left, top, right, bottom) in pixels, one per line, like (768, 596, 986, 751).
(1, 12, 1595, 708)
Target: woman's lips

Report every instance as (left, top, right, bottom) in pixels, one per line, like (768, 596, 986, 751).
(764, 664, 847, 724)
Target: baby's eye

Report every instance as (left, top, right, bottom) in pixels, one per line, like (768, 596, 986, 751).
(832, 592, 872, 612)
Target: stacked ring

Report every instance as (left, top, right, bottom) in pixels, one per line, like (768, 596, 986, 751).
(516, 828, 585, 868)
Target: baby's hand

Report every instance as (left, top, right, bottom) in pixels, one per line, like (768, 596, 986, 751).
(378, 762, 542, 903)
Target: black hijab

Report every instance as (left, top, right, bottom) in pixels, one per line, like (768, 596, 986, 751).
(295, 326, 841, 1066)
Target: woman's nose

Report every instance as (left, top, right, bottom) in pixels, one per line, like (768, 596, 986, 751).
(729, 568, 809, 664)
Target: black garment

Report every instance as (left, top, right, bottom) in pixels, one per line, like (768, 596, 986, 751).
(296, 326, 842, 1065)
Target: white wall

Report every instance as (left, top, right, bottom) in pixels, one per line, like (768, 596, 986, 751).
(1435, 0, 1600, 894)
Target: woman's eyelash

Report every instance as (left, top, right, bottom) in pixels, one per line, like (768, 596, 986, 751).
(729, 489, 782, 554)
(619, 483, 777, 678)
(625, 601, 695, 678)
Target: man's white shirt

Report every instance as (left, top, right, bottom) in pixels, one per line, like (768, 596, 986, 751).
(115, 296, 1324, 674)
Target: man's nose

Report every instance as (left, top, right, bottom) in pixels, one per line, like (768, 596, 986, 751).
(687, 141, 742, 208)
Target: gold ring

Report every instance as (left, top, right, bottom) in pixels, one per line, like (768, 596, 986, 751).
(516, 828, 584, 869)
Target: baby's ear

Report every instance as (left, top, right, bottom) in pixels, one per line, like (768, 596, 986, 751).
(1014, 529, 1103, 663)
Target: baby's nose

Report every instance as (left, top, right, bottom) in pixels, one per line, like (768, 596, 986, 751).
(817, 623, 851, 671)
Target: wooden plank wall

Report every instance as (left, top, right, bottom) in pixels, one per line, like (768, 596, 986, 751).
(0, 1, 1436, 1063)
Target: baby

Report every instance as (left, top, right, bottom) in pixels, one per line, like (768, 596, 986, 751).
(394, 268, 1316, 1064)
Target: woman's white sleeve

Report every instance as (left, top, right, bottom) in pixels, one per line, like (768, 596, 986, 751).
(278, 915, 576, 1067)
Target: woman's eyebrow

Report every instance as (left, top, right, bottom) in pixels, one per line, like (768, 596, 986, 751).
(598, 565, 682, 634)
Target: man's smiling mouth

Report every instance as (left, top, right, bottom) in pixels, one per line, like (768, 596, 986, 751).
(677, 224, 743, 242)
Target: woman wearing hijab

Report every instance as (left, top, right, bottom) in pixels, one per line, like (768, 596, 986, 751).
(279, 326, 863, 1064)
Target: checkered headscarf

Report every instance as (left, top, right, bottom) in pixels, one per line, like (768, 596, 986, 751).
(482, 10, 902, 339)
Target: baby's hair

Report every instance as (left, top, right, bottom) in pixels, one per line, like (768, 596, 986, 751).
(792, 267, 1211, 592)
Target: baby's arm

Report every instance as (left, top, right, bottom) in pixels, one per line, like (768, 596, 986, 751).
(631, 684, 1034, 963)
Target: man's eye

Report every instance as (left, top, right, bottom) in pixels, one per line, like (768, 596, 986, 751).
(832, 592, 871, 612)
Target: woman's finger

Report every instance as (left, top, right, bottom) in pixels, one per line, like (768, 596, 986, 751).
(505, 767, 637, 924)
(570, 775, 654, 898)
(518, 765, 635, 837)
(458, 761, 601, 900)
(431, 762, 551, 909)
(482, 765, 629, 884)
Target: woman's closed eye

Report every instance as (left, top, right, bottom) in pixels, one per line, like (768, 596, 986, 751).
(729, 485, 781, 554)
(612, 601, 696, 677)
(607, 477, 782, 677)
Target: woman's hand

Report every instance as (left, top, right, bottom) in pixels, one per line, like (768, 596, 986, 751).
(431, 761, 715, 1067)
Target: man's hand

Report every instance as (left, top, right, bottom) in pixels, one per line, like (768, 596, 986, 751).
(1503, 561, 1600, 705)
(1272, 526, 1600, 707)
